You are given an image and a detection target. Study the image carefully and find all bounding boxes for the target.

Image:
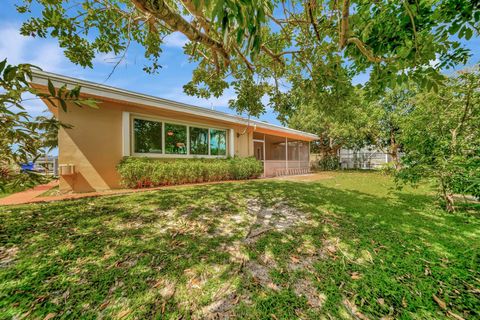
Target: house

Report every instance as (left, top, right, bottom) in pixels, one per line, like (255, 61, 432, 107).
(30, 71, 319, 193)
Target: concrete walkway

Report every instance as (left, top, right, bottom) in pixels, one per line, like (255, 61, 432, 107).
(0, 180, 59, 206)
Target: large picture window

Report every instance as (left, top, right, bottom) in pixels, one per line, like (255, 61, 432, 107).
(189, 127, 209, 155)
(133, 118, 162, 153)
(210, 129, 227, 156)
(132, 116, 228, 157)
(165, 123, 187, 154)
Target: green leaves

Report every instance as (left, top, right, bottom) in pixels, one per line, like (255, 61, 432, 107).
(228, 76, 269, 118)
(47, 79, 55, 96)
(397, 66, 480, 211)
(0, 59, 99, 189)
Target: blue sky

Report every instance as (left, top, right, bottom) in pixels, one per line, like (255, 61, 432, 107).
(0, 0, 285, 123)
(1, 0, 479, 126)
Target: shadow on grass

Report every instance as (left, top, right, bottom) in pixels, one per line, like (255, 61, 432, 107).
(1, 176, 479, 319)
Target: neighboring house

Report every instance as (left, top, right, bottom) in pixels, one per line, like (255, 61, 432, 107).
(30, 71, 318, 193)
(21, 156, 58, 175)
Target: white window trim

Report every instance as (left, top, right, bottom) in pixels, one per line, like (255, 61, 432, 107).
(122, 112, 130, 156)
(129, 113, 229, 159)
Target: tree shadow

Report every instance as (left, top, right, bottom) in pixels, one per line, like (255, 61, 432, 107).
(1, 178, 479, 319)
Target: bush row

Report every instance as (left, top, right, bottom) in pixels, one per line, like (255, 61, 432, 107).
(117, 156, 263, 188)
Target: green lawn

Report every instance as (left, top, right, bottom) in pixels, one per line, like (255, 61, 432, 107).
(1, 172, 479, 319)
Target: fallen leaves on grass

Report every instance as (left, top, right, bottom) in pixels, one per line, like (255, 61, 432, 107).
(447, 310, 465, 320)
(293, 279, 326, 309)
(117, 309, 131, 319)
(432, 294, 447, 310)
(43, 313, 56, 320)
(351, 272, 362, 280)
(424, 267, 432, 276)
(343, 299, 369, 320)
(0, 246, 19, 267)
(290, 255, 300, 264)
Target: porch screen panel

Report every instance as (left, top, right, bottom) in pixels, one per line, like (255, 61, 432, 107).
(298, 142, 309, 162)
(265, 135, 286, 160)
(264, 134, 287, 176)
(287, 140, 299, 161)
(165, 123, 187, 154)
(133, 118, 162, 153)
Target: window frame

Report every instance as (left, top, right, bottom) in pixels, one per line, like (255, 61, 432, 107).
(130, 113, 229, 159)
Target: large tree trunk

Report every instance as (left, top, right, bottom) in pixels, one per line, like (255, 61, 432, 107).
(389, 129, 401, 170)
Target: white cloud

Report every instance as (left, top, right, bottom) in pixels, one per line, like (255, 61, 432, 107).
(0, 24, 30, 65)
(0, 22, 68, 73)
(163, 32, 188, 48)
(29, 43, 66, 73)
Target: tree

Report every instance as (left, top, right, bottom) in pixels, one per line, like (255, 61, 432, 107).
(368, 87, 417, 170)
(15, 0, 480, 117)
(397, 66, 480, 212)
(288, 86, 373, 157)
(0, 60, 96, 190)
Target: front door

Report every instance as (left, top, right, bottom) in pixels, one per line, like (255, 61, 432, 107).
(253, 141, 264, 161)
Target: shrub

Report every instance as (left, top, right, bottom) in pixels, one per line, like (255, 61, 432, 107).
(317, 154, 339, 171)
(117, 157, 263, 188)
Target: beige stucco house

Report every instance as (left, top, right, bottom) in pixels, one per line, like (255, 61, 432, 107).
(31, 71, 318, 193)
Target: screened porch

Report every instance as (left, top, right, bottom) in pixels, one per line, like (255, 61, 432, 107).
(253, 132, 311, 177)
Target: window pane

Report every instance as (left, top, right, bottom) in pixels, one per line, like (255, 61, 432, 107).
(134, 118, 162, 153)
(189, 127, 209, 155)
(165, 123, 187, 154)
(210, 129, 227, 156)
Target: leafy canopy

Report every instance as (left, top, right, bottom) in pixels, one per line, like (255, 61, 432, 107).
(397, 66, 480, 211)
(15, 0, 480, 117)
(0, 60, 97, 190)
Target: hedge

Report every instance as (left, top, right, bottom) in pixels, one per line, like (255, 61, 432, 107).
(117, 156, 264, 188)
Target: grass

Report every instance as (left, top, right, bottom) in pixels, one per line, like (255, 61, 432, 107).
(38, 185, 60, 198)
(0, 171, 479, 319)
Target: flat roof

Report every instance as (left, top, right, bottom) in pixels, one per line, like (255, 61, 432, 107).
(30, 70, 319, 140)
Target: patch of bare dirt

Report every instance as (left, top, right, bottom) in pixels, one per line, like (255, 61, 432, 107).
(166, 198, 332, 319)
(293, 279, 326, 309)
(244, 199, 308, 244)
(244, 260, 280, 291)
(0, 246, 18, 267)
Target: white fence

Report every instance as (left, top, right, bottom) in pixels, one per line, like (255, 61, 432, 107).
(339, 148, 402, 169)
(310, 147, 402, 170)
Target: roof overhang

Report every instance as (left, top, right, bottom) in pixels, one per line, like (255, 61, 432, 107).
(30, 70, 319, 141)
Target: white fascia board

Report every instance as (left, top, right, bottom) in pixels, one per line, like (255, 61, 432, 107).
(30, 70, 319, 140)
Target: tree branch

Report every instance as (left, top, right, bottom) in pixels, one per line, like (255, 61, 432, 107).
(339, 0, 350, 49)
(307, 0, 321, 42)
(346, 37, 387, 63)
(130, 0, 230, 63)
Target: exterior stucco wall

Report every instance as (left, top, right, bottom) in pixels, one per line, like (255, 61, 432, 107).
(57, 99, 255, 192)
(234, 129, 253, 157)
(58, 100, 123, 192)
